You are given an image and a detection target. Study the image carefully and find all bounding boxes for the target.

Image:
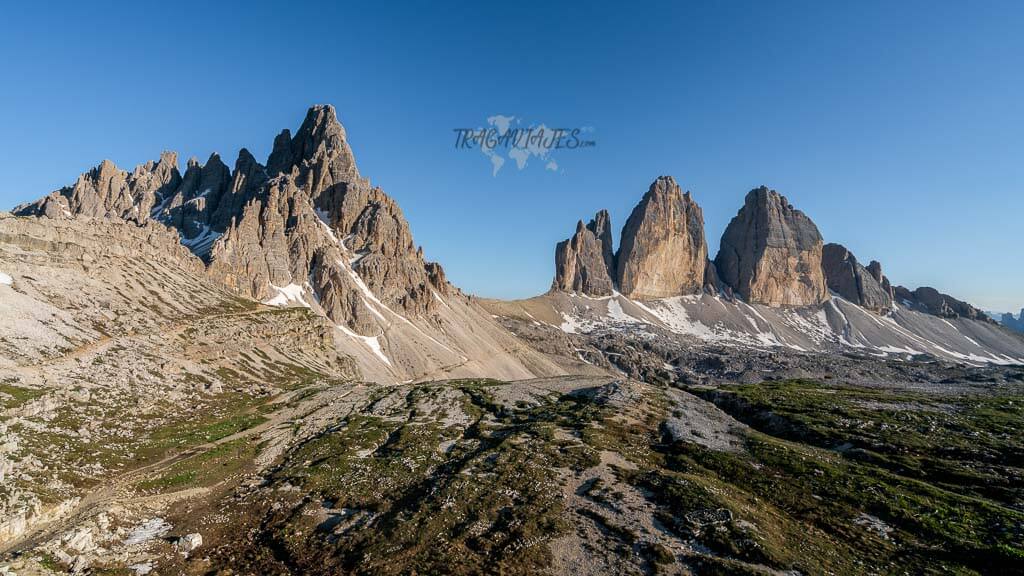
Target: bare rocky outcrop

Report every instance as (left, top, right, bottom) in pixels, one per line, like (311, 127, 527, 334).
(703, 259, 729, 296)
(822, 243, 893, 313)
(615, 176, 707, 299)
(1000, 310, 1024, 333)
(714, 187, 828, 307)
(894, 285, 991, 321)
(10, 105, 568, 384)
(14, 105, 450, 337)
(552, 210, 616, 296)
(14, 152, 181, 224)
(866, 260, 895, 301)
(202, 105, 448, 334)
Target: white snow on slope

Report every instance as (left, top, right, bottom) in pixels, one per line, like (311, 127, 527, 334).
(0, 271, 11, 285)
(315, 208, 341, 244)
(264, 283, 310, 307)
(180, 224, 222, 255)
(560, 311, 594, 334)
(548, 291, 1023, 365)
(606, 298, 644, 324)
(633, 297, 720, 340)
(337, 260, 459, 355)
(337, 324, 392, 366)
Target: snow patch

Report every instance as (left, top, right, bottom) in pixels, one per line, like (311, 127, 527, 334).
(337, 324, 392, 366)
(559, 312, 590, 334)
(606, 299, 644, 324)
(315, 208, 342, 244)
(0, 271, 11, 285)
(180, 224, 222, 255)
(264, 283, 310, 307)
(877, 345, 922, 356)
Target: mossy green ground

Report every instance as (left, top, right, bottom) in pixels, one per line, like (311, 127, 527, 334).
(0, 382, 46, 408)
(687, 379, 1024, 574)
(209, 378, 1024, 575)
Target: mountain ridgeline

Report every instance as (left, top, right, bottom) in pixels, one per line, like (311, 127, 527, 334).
(16, 105, 445, 336)
(7, 104, 1015, 372)
(11, 105, 572, 383)
(552, 176, 990, 321)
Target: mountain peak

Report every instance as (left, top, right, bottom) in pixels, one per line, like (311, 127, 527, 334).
(715, 186, 828, 306)
(616, 176, 707, 299)
(552, 210, 616, 296)
(264, 105, 359, 183)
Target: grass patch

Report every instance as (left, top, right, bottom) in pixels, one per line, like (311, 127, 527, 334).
(0, 383, 46, 408)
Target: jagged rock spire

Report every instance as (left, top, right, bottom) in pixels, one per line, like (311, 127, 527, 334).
(616, 176, 707, 299)
(15, 153, 181, 224)
(551, 176, 708, 299)
(552, 210, 616, 296)
(14, 104, 451, 336)
(265, 104, 360, 184)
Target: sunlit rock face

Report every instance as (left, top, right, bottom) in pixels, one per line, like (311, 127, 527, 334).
(715, 186, 828, 307)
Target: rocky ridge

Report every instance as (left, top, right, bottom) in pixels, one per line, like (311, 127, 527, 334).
(15, 105, 447, 338)
(894, 285, 992, 322)
(554, 181, 829, 307)
(551, 179, 1005, 342)
(12, 105, 573, 383)
(821, 243, 893, 313)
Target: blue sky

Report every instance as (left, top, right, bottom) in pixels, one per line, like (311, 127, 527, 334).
(1, 1, 1021, 311)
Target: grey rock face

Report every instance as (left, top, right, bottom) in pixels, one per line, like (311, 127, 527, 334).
(552, 211, 616, 296)
(866, 260, 896, 301)
(999, 312, 1024, 333)
(822, 244, 893, 313)
(1005, 309, 1024, 333)
(714, 187, 828, 307)
(616, 176, 707, 299)
(893, 286, 991, 321)
(591, 209, 615, 276)
(15, 105, 451, 337)
(15, 152, 181, 224)
(703, 259, 730, 296)
(204, 105, 448, 334)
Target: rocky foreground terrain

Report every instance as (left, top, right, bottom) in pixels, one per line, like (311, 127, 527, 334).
(2, 105, 1023, 575)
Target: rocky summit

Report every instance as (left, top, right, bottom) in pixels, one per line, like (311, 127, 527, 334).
(551, 176, 708, 300)
(552, 210, 616, 296)
(616, 176, 708, 299)
(542, 178, 1016, 365)
(715, 186, 829, 307)
(11, 105, 572, 385)
(18, 105, 444, 337)
(822, 243, 893, 313)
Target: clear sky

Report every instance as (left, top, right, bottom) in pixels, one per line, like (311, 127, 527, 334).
(1, 1, 1021, 311)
